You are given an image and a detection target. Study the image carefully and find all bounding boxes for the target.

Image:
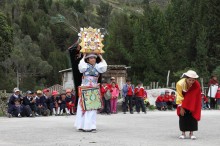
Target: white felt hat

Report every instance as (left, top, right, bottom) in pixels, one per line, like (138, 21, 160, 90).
(182, 70, 199, 78)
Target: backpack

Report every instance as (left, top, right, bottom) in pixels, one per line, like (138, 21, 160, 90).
(104, 90, 112, 100)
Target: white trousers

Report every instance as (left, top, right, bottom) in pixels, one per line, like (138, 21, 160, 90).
(74, 99, 97, 130)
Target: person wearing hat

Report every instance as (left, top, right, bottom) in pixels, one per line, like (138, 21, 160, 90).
(176, 70, 201, 140)
(8, 88, 22, 117)
(36, 90, 49, 116)
(108, 77, 120, 90)
(8, 88, 33, 117)
(74, 53, 107, 132)
(134, 81, 146, 114)
(23, 91, 38, 116)
(155, 92, 167, 111)
(49, 90, 60, 116)
(66, 89, 76, 115)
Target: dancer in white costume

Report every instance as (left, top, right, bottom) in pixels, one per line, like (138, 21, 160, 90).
(74, 53, 107, 132)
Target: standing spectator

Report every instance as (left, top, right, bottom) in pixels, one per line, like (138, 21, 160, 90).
(100, 80, 111, 115)
(23, 91, 38, 116)
(208, 75, 219, 86)
(108, 77, 120, 90)
(215, 88, 220, 110)
(134, 82, 146, 114)
(155, 92, 167, 111)
(110, 82, 119, 114)
(176, 70, 201, 140)
(36, 90, 48, 116)
(50, 90, 59, 116)
(122, 79, 134, 114)
(208, 75, 218, 109)
(66, 89, 76, 115)
(59, 93, 70, 115)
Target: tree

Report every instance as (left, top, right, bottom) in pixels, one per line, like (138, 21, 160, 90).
(96, 1, 112, 28)
(0, 12, 12, 62)
(47, 50, 69, 85)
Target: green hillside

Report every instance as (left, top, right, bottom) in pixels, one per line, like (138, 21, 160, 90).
(0, 0, 219, 91)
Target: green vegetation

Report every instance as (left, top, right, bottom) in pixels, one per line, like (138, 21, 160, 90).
(0, 0, 219, 91)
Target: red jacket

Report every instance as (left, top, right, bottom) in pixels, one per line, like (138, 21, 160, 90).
(170, 95, 176, 102)
(202, 95, 209, 102)
(108, 83, 119, 91)
(134, 87, 145, 98)
(208, 79, 219, 87)
(156, 95, 164, 102)
(215, 91, 220, 99)
(100, 85, 109, 98)
(164, 95, 170, 102)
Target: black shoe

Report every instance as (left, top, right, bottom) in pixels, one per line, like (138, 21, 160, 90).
(130, 111, 134, 114)
(123, 112, 126, 114)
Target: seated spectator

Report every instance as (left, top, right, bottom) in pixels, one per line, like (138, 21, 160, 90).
(59, 93, 70, 115)
(164, 90, 176, 110)
(170, 91, 177, 109)
(155, 92, 167, 111)
(143, 90, 150, 108)
(50, 90, 59, 116)
(23, 91, 38, 116)
(202, 92, 210, 109)
(10, 98, 31, 117)
(36, 90, 49, 116)
(66, 89, 76, 115)
(8, 88, 32, 117)
(43, 89, 52, 115)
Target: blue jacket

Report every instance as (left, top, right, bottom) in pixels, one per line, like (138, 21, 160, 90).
(122, 84, 134, 97)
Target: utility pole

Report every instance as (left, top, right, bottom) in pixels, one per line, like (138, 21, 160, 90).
(16, 69, 19, 89)
(166, 70, 170, 87)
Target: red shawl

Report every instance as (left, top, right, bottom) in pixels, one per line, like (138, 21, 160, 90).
(177, 80, 202, 121)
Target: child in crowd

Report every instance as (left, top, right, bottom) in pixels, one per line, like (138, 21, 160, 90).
(110, 82, 119, 114)
(36, 90, 48, 116)
(215, 88, 220, 110)
(164, 90, 176, 110)
(50, 90, 59, 116)
(100, 80, 111, 115)
(134, 82, 146, 114)
(202, 92, 210, 109)
(156, 92, 167, 111)
(66, 89, 76, 115)
(59, 93, 70, 115)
